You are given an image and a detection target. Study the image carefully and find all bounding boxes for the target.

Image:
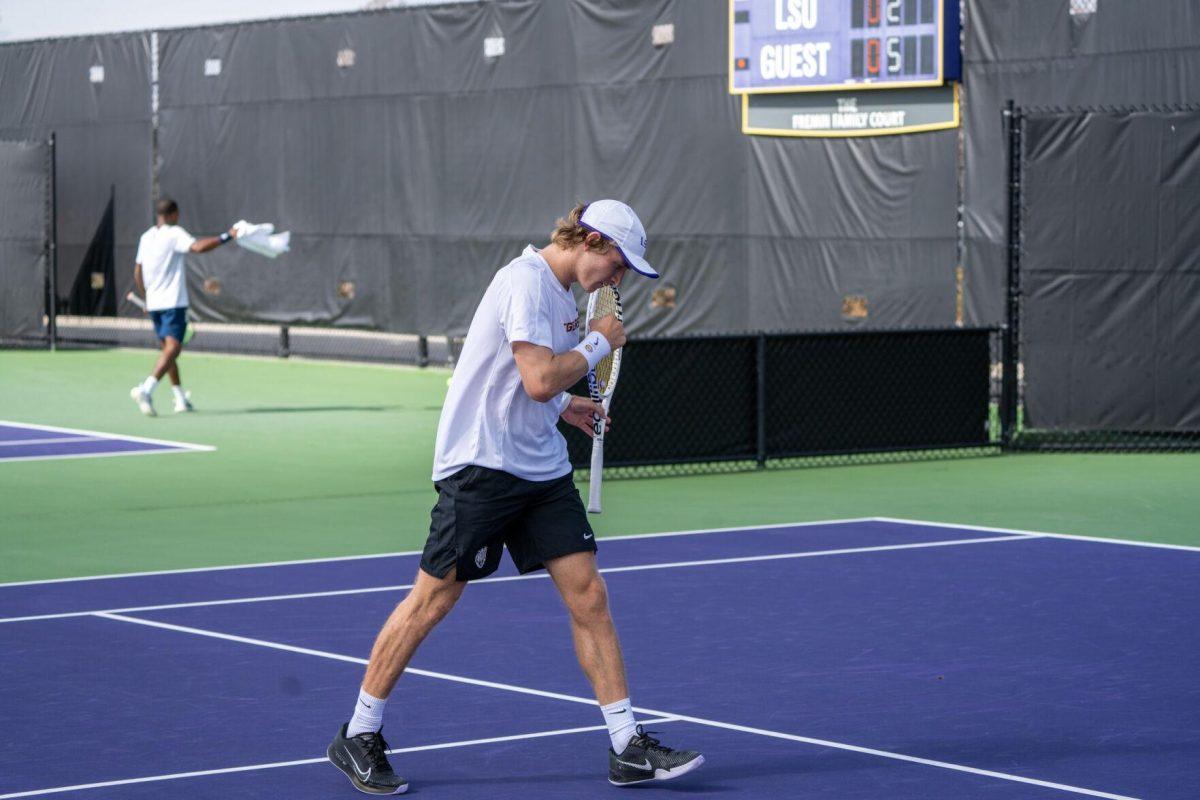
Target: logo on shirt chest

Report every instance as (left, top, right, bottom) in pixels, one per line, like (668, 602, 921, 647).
(563, 315, 580, 333)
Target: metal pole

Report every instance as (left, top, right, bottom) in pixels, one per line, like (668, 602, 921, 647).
(955, 82, 967, 328)
(1000, 100, 1022, 447)
(150, 31, 160, 204)
(756, 334, 767, 468)
(417, 335, 429, 368)
(47, 132, 59, 351)
(279, 325, 290, 358)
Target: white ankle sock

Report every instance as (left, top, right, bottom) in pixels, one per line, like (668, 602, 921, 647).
(601, 698, 638, 754)
(141, 376, 158, 395)
(346, 688, 387, 737)
(171, 385, 187, 402)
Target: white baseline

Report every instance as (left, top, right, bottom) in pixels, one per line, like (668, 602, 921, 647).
(0, 535, 1035, 624)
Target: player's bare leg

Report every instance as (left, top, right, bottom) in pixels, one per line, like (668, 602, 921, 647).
(151, 337, 194, 413)
(329, 567, 464, 795)
(546, 550, 704, 785)
(151, 336, 182, 381)
(361, 566, 466, 697)
(165, 356, 194, 412)
(130, 337, 181, 417)
(545, 551, 628, 704)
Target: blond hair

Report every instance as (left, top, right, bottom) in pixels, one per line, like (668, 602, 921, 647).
(550, 203, 615, 253)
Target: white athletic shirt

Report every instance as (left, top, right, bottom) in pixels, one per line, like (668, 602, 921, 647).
(136, 224, 196, 311)
(432, 246, 582, 482)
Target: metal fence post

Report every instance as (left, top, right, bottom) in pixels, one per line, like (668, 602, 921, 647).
(756, 333, 767, 468)
(1001, 100, 1022, 447)
(279, 325, 290, 358)
(47, 132, 59, 351)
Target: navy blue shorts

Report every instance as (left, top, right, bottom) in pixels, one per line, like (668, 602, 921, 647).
(422, 466, 597, 581)
(150, 307, 188, 342)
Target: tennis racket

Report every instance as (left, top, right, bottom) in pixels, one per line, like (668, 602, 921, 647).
(126, 292, 195, 345)
(585, 285, 623, 514)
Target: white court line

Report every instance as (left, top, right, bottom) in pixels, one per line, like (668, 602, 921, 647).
(0, 517, 879, 587)
(0, 437, 101, 447)
(0, 549, 426, 588)
(593, 516, 882, 542)
(0, 420, 215, 453)
(588, 535, 1034, 576)
(0, 448, 215, 465)
(0, 718, 677, 800)
(873, 517, 1200, 553)
(652, 713, 1140, 800)
(80, 612, 1138, 800)
(0, 535, 1034, 624)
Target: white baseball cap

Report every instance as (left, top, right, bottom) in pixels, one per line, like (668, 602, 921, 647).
(579, 199, 658, 279)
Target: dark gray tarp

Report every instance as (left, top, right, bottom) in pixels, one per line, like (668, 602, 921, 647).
(1021, 109, 1200, 431)
(154, 0, 960, 335)
(0, 33, 152, 313)
(962, 0, 1200, 326)
(0, 139, 49, 342)
(4, 0, 1198, 339)
(67, 188, 116, 315)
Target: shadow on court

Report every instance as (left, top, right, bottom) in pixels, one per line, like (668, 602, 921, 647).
(201, 405, 407, 415)
(411, 774, 736, 795)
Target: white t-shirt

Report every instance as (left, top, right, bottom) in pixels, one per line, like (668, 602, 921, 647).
(136, 224, 196, 311)
(432, 246, 582, 482)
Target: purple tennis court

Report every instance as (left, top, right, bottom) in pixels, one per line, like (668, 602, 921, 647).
(1, 519, 1196, 800)
(0, 421, 214, 463)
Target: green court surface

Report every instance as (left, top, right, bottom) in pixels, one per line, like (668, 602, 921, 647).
(1, 348, 1197, 583)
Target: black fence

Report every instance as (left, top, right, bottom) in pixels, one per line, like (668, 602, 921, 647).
(561, 328, 1000, 477)
(1003, 103, 1200, 452)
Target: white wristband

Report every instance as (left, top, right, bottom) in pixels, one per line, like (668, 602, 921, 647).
(573, 331, 612, 372)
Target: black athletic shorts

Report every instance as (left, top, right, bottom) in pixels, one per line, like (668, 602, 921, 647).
(421, 465, 597, 581)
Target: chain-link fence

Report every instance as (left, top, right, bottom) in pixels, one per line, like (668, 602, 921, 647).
(561, 328, 1000, 479)
(15, 309, 1004, 472)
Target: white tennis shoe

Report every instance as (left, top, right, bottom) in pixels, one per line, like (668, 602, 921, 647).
(130, 386, 156, 417)
(173, 391, 194, 413)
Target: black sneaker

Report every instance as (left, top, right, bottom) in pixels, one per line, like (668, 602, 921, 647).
(609, 725, 705, 786)
(328, 723, 409, 795)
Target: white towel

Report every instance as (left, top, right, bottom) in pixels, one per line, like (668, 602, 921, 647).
(232, 220, 291, 259)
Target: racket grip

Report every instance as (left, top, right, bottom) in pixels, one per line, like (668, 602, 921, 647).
(587, 437, 604, 514)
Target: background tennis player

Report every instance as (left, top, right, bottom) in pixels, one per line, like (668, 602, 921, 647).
(129, 198, 237, 416)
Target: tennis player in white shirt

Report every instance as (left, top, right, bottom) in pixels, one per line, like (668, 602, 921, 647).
(129, 198, 236, 416)
(327, 201, 705, 794)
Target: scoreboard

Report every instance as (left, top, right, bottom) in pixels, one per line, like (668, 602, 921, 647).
(730, 0, 961, 94)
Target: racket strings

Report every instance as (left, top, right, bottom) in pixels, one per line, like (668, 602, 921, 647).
(587, 287, 621, 393)
(588, 288, 619, 320)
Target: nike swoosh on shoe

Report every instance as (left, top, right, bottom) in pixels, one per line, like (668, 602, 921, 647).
(343, 746, 372, 781)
